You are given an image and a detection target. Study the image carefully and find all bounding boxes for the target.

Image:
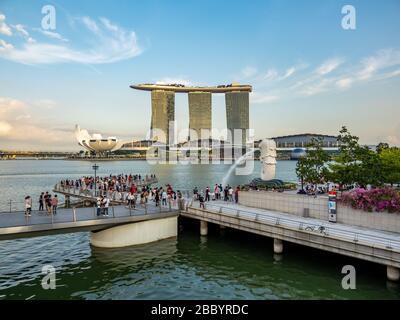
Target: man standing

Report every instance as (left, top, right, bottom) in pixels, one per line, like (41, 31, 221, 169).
(162, 190, 167, 206)
(103, 196, 110, 217)
(39, 192, 44, 211)
(51, 195, 58, 215)
(44, 191, 49, 212)
(25, 196, 32, 216)
(205, 187, 210, 202)
(235, 186, 240, 204)
(96, 197, 102, 216)
(228, 186, 234, 202)
(214, 184, 220, 200)
(46, 194, 52, 215)
(177, 190, 184, 210)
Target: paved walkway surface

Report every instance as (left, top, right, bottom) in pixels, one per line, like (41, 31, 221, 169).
(0, 202, 178, 229)
(188, 200, 400, 250)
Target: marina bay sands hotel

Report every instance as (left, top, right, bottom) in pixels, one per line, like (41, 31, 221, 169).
(130, 83, 252, 146)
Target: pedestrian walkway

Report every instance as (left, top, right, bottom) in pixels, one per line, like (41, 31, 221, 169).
(0, 202, 178, 240)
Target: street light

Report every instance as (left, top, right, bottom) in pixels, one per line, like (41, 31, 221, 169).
(92, 163, 99, 197)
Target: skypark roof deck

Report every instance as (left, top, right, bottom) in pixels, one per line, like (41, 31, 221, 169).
(130, 83, 252, 93)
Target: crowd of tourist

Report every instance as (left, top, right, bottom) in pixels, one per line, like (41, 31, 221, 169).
(23, 173, 242, 216)
(192, 184, 240, 208)
(24, 192, 59, 216)
(59, 174, 157, 195)
(297, 183, 337, 196)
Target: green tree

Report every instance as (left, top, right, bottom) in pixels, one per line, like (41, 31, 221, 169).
(295, 158, 309, 191)
(376, 142, 389, 154)
(380, 147, 400, 186)
(355, 145, 383, 187)
(328, 126, 383, 188)
(328, 126, 360, 187)
(295, 137, 330, 188)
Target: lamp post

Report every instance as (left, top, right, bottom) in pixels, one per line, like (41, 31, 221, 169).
(92, 163, 99, 197)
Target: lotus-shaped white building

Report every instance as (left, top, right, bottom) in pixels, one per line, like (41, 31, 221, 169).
(74, 125, 123, 153)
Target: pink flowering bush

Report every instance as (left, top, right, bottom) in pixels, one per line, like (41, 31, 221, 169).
(340, 188, 400, 213)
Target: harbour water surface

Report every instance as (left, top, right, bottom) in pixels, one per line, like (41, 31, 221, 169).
(0, 160, 399, 299)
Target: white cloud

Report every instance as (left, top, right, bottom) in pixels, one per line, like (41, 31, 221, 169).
(299, 79, 331, 96)
(0, 96, 75, 150)
(33, 99, 57, 109)
(336, 78, 353, 89)
(0, 16, 142, 65)
(281, 67, 296, 80)
(250, 93, 279, 104)
(358, 49, 400, 80)
(241, 66, 258, 78)
(278, 64, 308, 81)
(33, 28, 68, 42)
(0, 121, 13, 136)
(263, 69, 278, 81)
(100, 17, 119, 32)
(0, 96, 25, 113)
(15, 114, 31, 121)
(13, 24, 29, 37)
(316, 58, 343, 75)
(81, 16, 100, 34)
(0, 39, 13, 51)
(0, 13, 12, 36)
(387, 135, 400, 146)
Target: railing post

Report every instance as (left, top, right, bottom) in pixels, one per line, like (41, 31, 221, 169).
(145, 202, 148, 215)
(9, 200, 12, 213)
(169, 200, 171, 212)
(73, 207, 76, 222)
(93, 203, 96, 218)
(112, 204, 115, 218)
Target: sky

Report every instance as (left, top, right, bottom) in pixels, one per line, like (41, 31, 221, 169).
(0, 0, 399, 151)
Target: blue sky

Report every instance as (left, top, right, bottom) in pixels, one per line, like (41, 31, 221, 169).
(0, 0, 399, 150)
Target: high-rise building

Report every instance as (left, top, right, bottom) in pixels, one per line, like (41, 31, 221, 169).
(150, 90, 175, 144)
(188, 92, 212, 141)
(131, 83, 252, 148)
(225, 91, 249, 146)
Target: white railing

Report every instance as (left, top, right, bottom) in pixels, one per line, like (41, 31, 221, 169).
(187, 202, 400, 251)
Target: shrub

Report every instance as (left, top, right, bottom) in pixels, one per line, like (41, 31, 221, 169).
(339, 187, 400, 213)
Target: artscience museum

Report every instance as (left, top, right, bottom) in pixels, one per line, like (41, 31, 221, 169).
(74, 125, 123, 154)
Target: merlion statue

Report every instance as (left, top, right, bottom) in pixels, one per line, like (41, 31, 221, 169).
(259, 139, 277, 181)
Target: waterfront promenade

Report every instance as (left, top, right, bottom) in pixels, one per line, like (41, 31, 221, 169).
(183, 200, 400, 281)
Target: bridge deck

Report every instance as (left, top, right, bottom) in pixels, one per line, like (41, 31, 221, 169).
(183, 200, 400, 268)
(188, 200, 400, 249)
(0, 203, 178, 240)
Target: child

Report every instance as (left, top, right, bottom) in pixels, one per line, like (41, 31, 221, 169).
(25, 196, 32, 216)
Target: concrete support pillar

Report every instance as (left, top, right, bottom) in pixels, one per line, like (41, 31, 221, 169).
(200, 220, 208, 236)
(273, 238, 283, 254)
(65, 195, 71, 208)
(387, 266, 400, 282)
(90, 216, 177, 248)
